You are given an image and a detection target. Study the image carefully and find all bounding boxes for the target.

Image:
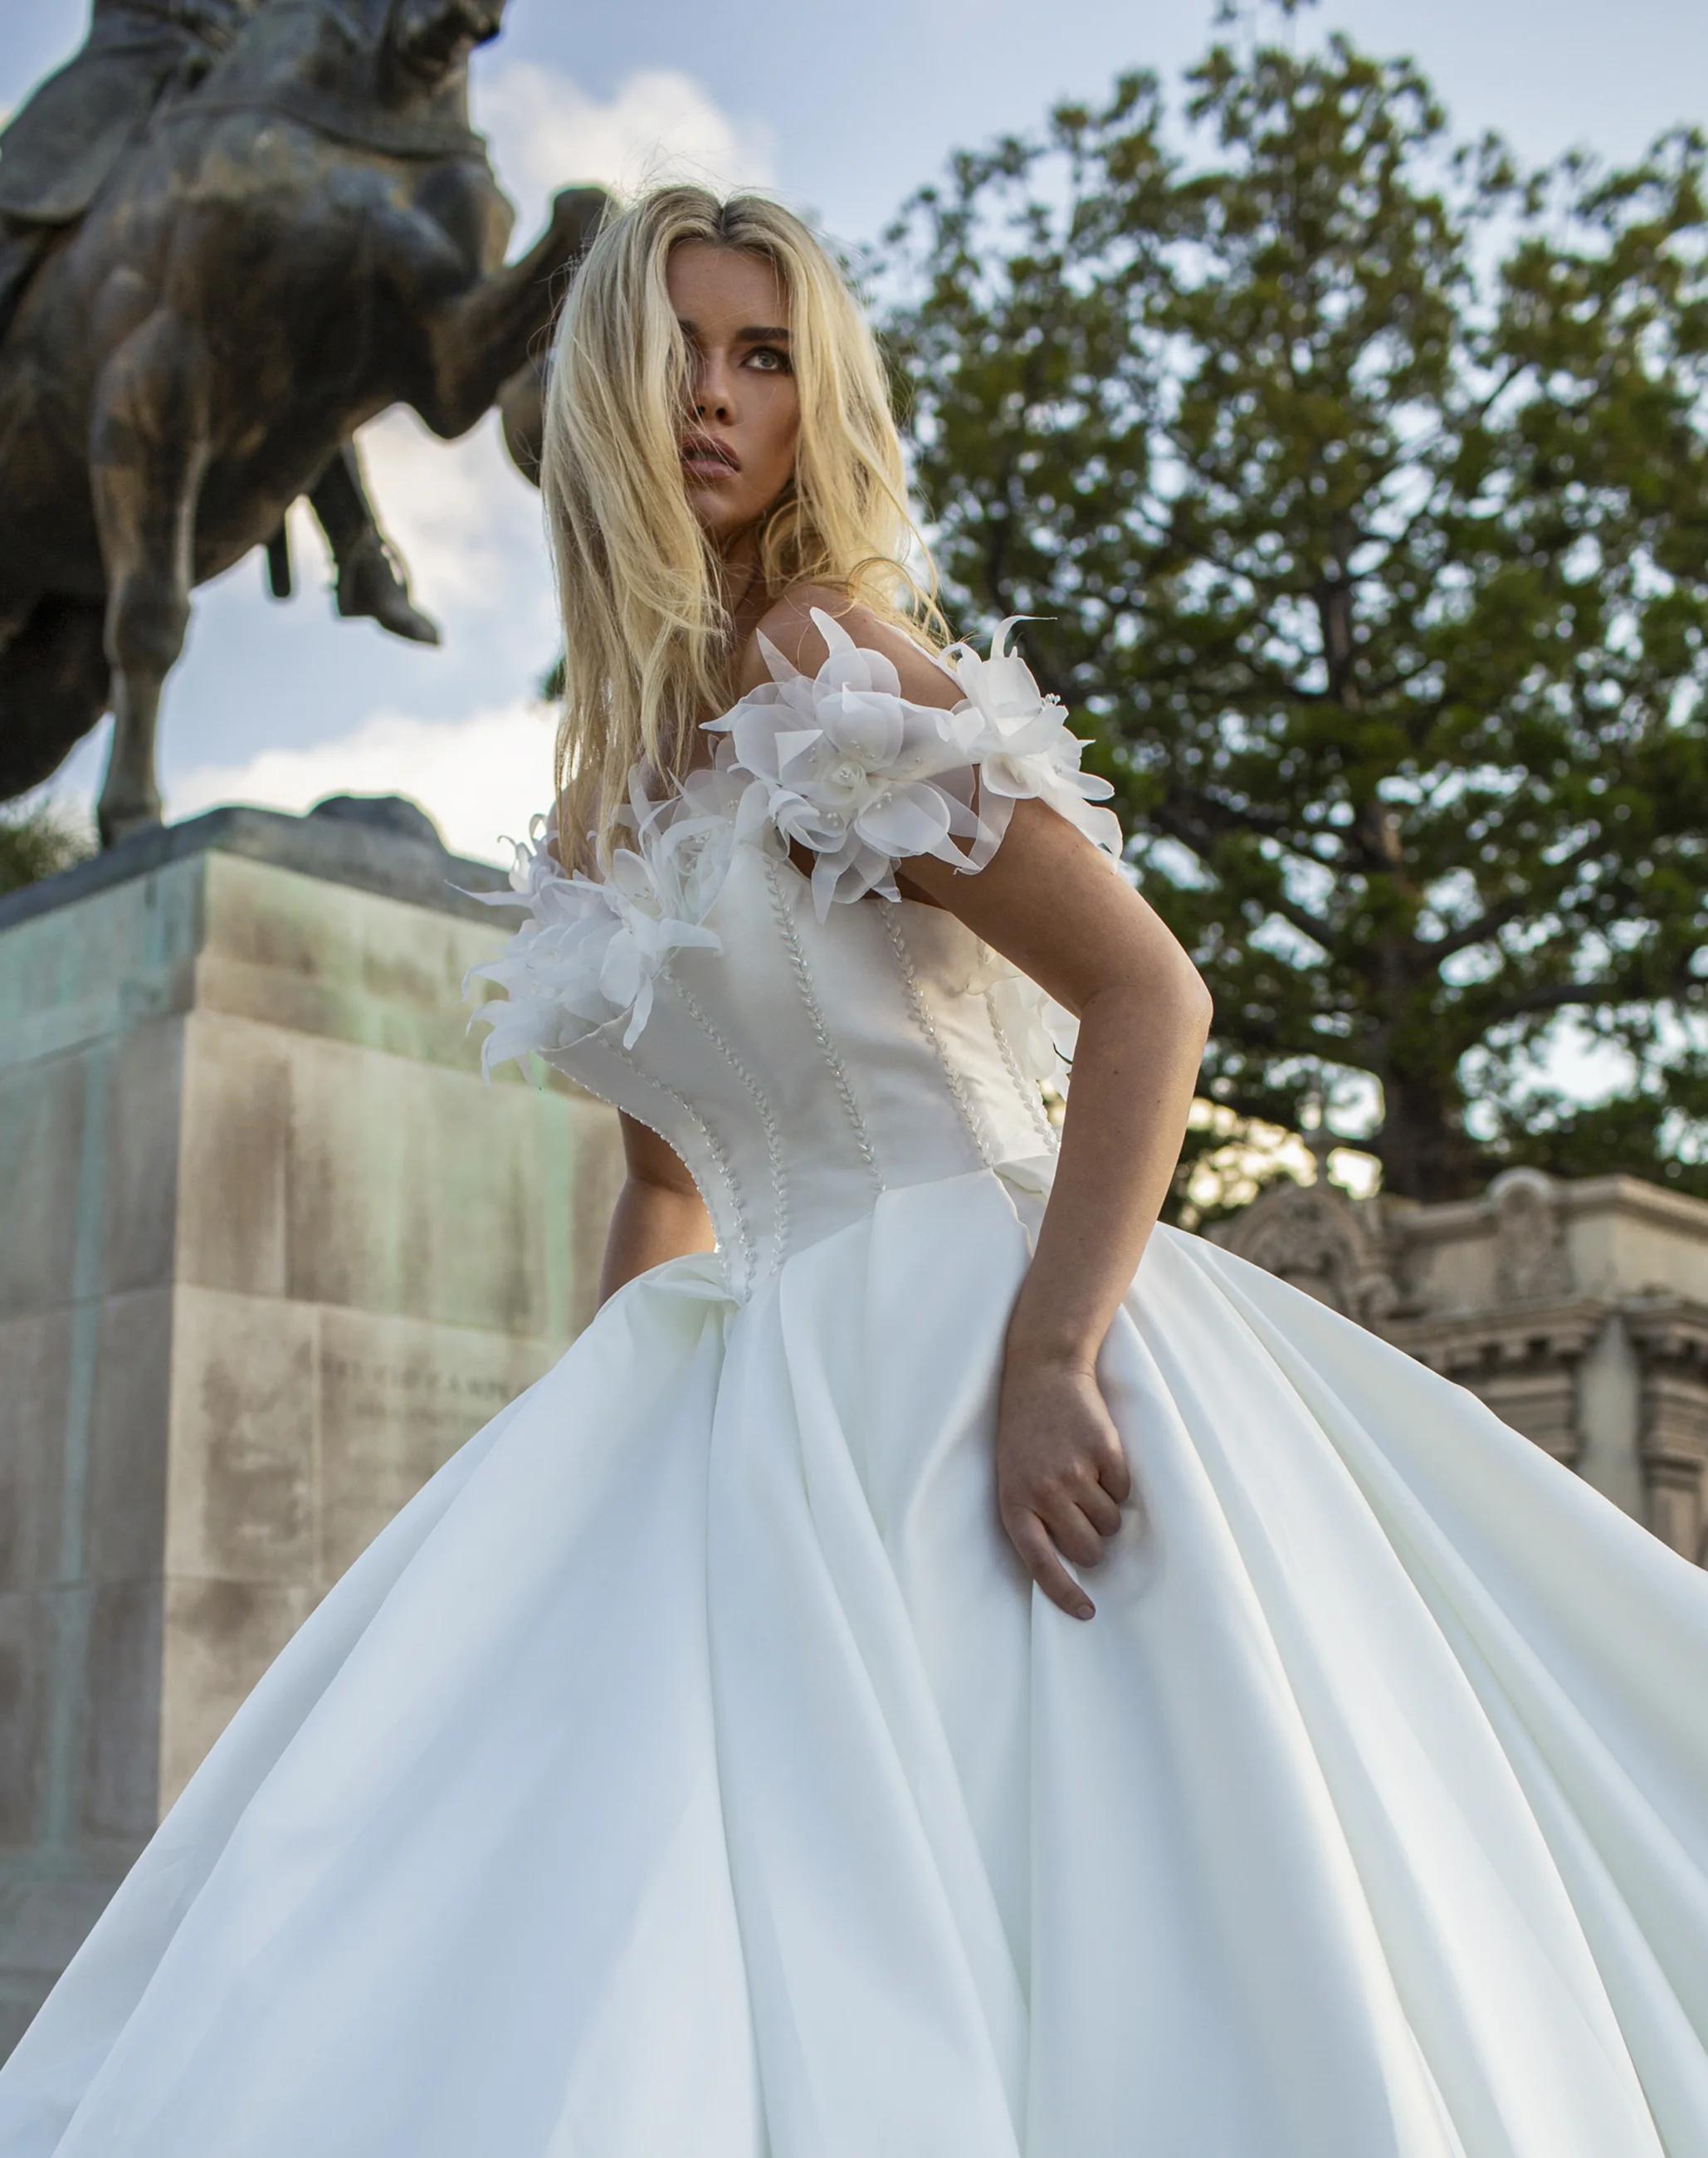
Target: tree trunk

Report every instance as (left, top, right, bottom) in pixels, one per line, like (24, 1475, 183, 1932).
(1375, 1065, 1485, 1202)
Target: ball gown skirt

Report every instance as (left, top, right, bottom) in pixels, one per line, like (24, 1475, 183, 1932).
(1, 1167, 1705, 2156)
(1, 608, 1705, 2154)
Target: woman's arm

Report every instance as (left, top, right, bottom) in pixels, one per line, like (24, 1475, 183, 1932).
(900, 792, 1212, 1621)
(598, 1113, 718, 1307)
(739, 589, 1212, 1621)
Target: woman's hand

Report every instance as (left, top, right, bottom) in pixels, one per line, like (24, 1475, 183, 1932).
(995, 1348, 1134, 1619)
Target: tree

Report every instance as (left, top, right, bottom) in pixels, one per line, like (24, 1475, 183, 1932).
(876, 0, 1708, 1203)
(0, 796, 94, 896)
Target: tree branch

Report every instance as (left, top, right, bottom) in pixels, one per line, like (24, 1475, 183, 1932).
(1481, 957, 1699, 1028)
(1427, 831, 1605, 963)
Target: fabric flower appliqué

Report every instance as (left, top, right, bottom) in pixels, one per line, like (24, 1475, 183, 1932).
(938, 614, 1125, 862)
(986, 967, 1081, 1096)
(459, 768, 730, 1075)
(705, 606, 1125, 920)
(704, 606, 997, 920)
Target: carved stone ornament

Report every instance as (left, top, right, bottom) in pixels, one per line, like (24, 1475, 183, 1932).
(1218, 1178, 1401, 1324)
(1488, 1166, 1576, 1305)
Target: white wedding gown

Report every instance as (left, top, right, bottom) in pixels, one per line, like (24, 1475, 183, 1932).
(2, 614, 1706, 2157)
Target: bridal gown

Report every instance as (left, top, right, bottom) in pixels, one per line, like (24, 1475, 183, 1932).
(2, 610, 1707, 2158)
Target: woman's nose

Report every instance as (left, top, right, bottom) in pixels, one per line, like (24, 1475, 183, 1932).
(692, 354, 737, 419)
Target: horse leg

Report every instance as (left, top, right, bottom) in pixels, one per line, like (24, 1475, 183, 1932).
(496, 354, 546, 486)
(308, 442, 441, 646)
(413, 186, 608, 440)
(87, 318, 208, 847)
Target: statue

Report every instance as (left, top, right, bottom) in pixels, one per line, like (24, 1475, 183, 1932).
(0, 2, 447, 650)
(0, 0, 607, 844)
(0, 4, 261, 333)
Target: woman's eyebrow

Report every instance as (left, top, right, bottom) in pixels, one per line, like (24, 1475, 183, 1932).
(676, 319, 793, 342)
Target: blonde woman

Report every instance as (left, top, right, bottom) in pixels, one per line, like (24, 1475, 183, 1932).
(3, 183, 1706, 2158)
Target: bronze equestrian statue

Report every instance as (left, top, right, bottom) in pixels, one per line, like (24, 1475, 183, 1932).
(0, 0, 606, 843)
(0, 2, 261, 341)
(0, 0, 444, 652)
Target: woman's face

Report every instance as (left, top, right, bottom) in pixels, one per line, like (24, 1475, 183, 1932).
(666, 240, 800, 545)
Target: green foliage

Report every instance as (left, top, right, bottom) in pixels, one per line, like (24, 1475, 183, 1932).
(0, 797, 95, 896)
(876, 1, 1708, 1201)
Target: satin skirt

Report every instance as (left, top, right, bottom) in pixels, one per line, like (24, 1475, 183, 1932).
(2, 1163, 1706, 2156)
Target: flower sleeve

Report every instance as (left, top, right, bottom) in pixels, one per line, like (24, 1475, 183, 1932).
(704, 607, 1125, 921)
(456, 791, 725, 1078)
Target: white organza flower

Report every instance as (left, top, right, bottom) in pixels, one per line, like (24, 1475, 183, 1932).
(459, 786, 727, 1076)
(705, 607, 991, 919)
(616, 758, 741, 931)
(939, 614, 1125, 862)
(987, 968, 1081, 1096)
(707, 607, 1125, 918)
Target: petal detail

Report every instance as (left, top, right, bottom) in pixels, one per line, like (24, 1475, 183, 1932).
(456, 779, 735, 1081)
(458, 612, 1126, 1086)
(710, 611, 1127, 910)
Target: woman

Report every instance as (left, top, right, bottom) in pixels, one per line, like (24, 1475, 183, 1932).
(2, 183, 1706, 2157)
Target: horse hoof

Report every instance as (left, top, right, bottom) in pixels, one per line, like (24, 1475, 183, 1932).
(97, 798, 163, 851)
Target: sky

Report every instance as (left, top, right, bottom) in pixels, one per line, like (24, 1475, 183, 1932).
(6, 0, 1708, 868)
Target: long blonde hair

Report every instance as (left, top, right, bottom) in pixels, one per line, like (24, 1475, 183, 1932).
(539, 182, 954, 877)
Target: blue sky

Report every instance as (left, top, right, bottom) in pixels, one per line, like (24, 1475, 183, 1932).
(7, 0, 1708, 865)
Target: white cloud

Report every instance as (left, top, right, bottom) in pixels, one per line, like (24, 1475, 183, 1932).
(169, 698, 560, 866)
(479, 61, 779, 232)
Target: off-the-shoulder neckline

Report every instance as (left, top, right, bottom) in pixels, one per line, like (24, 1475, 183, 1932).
(644, 605, 969, 785)
(461, 608, 1116, 1080)
(518, 599, 1119, 910)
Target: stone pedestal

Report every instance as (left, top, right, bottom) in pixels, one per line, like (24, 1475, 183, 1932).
(1211, 1166, 1708, 1566)
(0, 802, 622, 2054)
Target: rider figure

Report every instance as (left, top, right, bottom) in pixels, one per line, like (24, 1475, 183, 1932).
(0, 3, 258, 290)
(0, 2, 440, 647)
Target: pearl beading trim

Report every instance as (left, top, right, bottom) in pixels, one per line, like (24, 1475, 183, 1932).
(881, 905, 997, 1173)
(667, 968, 792, 1277)
(762, 854, 886, 1196)
(607, 1037, 756, 1300)
(537, 1041, 738, 1301)
(983, 985, 1061, 1154)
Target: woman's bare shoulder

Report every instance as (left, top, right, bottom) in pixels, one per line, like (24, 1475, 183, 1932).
(729, 582, 958, 706)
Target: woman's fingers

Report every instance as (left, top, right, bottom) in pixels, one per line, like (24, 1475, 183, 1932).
(993, 1360, 1135, 1620)
(1009, 1509, 1095, 1620)
(1096, 1438, 1133, 1506)
(1076, 1477, 1125, 1537)
(1041, 1494, 1112, 1570)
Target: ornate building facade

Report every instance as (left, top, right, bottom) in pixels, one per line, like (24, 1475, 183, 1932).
(1211, 1168, 1708, 1567)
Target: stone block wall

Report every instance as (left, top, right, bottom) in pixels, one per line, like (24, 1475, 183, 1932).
(0, 806, 622, 2053)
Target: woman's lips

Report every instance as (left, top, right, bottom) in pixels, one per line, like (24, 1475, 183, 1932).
(681, 451, 739, 480)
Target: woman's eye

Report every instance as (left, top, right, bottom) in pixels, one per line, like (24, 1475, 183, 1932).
(748, 345, 792, 373)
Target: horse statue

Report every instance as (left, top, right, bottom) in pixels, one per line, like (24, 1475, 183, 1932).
(0, 0, 451, 657)
(0, 0, 606, 844)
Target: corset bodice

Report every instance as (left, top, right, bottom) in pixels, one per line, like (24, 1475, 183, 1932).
(533, 839, 1065, 1298)
(461, 605, 1128, 1300)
